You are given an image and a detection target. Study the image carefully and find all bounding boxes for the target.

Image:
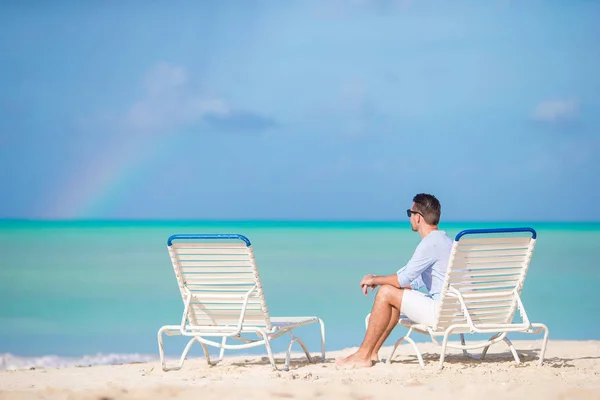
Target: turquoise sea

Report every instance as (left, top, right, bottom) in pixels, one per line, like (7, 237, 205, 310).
(1, 220, 598, 370)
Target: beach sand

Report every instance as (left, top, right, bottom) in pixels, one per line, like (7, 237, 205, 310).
(1, 340, 599, 399)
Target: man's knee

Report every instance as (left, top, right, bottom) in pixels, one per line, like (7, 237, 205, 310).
(376, 284, 403, 301)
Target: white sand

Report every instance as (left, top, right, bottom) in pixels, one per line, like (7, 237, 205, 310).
(1, 340, 599, 399)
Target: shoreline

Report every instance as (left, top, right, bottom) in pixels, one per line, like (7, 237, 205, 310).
(1, 336, 586, 372)
(2, 339, 599, 399)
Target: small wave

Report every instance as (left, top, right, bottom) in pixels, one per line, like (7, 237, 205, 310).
(0, 353, 158, 371)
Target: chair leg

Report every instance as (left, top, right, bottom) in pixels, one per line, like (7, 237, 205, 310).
(539, 325, 550, 366)
(158, 326, 201, 372)
(199, 339, 213, 366)
(390, 336, 425, 368)
(439, 328, 454, 370)
(531, 323, 550, 366)
(388, 338, 401, 363)
(503, 336, 521, 363)
(480, 333, 502, 360)
(255, 330, 279, 371)
(284, 332, 312, 370)
(157, 326, 172, 372)
(182, 337, 202, 366)
(460, 334, 471, 358)
(480, 347, 489, 360)
(318, 318, 326, 362)
(387, 328, 424, 367)
(218, 337, 226, 362)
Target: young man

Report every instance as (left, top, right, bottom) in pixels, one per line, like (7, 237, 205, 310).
(336, 193, 453, 368)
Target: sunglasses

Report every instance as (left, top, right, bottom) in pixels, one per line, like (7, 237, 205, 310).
(406, 209, 423, 218)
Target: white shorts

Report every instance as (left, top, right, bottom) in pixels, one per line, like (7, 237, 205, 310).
(401, 290, 439, 327)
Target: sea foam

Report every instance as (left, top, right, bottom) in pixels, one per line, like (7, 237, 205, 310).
(0, 353, 158, 371)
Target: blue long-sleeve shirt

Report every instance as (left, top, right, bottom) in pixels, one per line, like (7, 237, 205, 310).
(396, 230, 453, 300)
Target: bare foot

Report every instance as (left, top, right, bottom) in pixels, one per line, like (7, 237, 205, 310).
(371, 355, 380, 363)
(335, 353, 373, 368)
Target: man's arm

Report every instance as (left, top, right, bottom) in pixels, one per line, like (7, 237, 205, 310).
(396, 256, 434, 289)
(359, 243, 434, 295)
(373, 274, 411, 288)
(409, 275, 425, 290)
(360, 274, 412, 295)
(396, 243, 435, 290)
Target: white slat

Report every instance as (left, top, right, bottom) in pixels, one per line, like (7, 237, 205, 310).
(469, 310, 512, 318)
(180, 267, 254, 273)
(441, 298, 515, 308)
(181, 273, 256, 280)
(451, 262, 525, 270)
(439, 303, 514, 315)
(438, 316, 510, 325)
(190, 312, 267, 320)
(176, 255, 251, 261)
(184, 279, 256, 286)
(452, 283, 519, 291)
(440, 307, 512, 317)
(186, 285, 256, 291)
(449, 276, 522, 284)
(439, 311, 514, 321)
(440, 303, 514, 314)
(457, 237, 532, 245)
(451, 256, 526, 264)
(173, 248, 250, 255)
(459, 290, 515, 299)
(172, 243, 247, 249)
(439, 314, 512, 323)
(189, 317, 267, 325)
(189, 297, 262, 304)
(456, 244, 530, 252)
(453, 251, 529, 259)
(189, 303, 263, 311)
(463, 301, 514, 310)
(190, 309, 265, 317)
(179, 261, 253, 267)
(449, 268, 523, 278)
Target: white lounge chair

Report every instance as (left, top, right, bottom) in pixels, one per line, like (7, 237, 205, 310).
(365, 227, 549, 369)
(158, 234, 325, 371)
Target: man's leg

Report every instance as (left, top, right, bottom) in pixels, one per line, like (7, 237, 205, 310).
(336, 285, 404, 367)
(371, 304, 400, 362)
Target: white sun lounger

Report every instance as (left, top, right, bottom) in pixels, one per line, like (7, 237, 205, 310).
(365, 227, 549, 369)
(158, 234, 325, 371)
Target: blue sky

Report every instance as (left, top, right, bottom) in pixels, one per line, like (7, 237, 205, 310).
(1, 0, 599, 221)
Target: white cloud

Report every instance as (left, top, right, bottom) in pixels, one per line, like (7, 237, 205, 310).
(124, 62, 230, 133)
(142, 62, 188, 95)
(77, 62, 275, 137)
(531, 99, 578, 123)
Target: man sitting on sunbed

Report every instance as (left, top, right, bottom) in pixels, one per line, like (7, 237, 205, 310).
(336, 193, 453, 368)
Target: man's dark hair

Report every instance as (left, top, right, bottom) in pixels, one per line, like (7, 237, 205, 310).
(413, 193, 442, 226)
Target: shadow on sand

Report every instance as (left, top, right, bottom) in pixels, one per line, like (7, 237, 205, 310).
(225, 347, 600, 370)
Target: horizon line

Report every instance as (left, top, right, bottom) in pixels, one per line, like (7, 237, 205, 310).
(1, 218, 600, 224)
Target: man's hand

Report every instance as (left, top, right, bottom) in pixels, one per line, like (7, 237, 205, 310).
(360, 274, 378, 296)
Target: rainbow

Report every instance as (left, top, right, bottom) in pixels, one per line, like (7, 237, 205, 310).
(48, 135, 169, 219)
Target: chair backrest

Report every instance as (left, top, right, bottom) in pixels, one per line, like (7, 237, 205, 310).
(434, 228, 537, 332)
(167, 234, 272, 330)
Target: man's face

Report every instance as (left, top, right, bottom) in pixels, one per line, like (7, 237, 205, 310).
(409, 202, 419, 231)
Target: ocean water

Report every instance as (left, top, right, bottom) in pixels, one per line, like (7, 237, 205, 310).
(1, 220, 599, 370)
